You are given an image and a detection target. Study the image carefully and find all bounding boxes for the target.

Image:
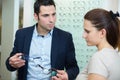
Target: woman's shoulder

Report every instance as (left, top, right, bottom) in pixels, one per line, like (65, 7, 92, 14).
(92, 48, 117, 58)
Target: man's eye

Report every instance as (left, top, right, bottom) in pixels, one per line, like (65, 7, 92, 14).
(52, 13, 56, 16)
(43, 14, 49, 17)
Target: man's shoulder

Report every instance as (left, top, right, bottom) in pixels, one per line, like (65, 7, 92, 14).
(19, 25, 34, 31)
(54, 27, 71, 35)
(17, 25, 35, 33)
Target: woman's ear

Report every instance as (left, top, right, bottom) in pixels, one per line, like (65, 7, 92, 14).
(100, 28, 106, 38)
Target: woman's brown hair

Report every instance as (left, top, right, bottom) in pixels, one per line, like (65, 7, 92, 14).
(84, 8, 120, 51)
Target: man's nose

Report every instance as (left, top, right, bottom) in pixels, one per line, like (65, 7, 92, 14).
(49, 16, 54, 23)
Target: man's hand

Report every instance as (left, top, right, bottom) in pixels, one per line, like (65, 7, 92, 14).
(9, 53, 25, 68)
(52, 70, 68, 80)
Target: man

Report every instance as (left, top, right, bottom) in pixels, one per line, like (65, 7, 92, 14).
(6, 0, 79, 80)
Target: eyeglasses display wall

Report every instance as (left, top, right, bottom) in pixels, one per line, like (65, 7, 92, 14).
(55, 0, 103, 70)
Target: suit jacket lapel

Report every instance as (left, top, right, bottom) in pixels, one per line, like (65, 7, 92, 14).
(23, 26, 35, 56)
(51, 28, 59, 68)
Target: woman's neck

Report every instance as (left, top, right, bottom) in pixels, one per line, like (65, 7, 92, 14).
(97, 41, 114, 51)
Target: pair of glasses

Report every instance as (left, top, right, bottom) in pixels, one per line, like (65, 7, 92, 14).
(37, 64, 57, 76)
(19, 54, 57, 76)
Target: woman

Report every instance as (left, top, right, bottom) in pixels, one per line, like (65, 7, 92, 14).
(76, 8, 120, 80)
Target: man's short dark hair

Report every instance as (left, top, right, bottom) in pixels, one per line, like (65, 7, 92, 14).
(34, 0, 56, 15)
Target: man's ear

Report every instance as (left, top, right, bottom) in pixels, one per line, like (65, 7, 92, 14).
(34, 13, 38, 21)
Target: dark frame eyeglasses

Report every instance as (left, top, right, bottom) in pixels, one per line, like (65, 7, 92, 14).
(19, 54, 57, 76)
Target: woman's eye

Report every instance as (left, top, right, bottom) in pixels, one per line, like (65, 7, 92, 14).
(85, 30, 90, 33)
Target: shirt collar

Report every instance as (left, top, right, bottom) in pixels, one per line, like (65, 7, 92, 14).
(34, 25, 53, 37)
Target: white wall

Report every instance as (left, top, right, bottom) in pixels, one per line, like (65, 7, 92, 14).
(101, 0, 119, 12)
(1, 0, 19, 80)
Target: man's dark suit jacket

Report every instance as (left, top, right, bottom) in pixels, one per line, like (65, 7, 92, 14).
(6, 24, 79, 80)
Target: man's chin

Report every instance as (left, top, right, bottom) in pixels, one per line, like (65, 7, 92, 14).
(48, 27, 54, 30)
